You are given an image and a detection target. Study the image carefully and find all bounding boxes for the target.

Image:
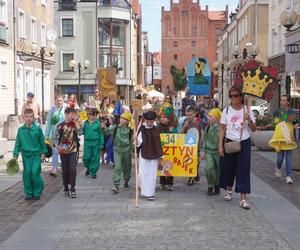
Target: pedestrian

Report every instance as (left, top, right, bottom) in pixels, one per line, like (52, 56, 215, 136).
(83, 108, 104, 179)
(102, 111, 133, 193)
(90, 88, 101, 112)
(158, 106, 178, 191)
(45, 95, 67, 177)
(269, 94, 298, 184)
(100, 107, 112, 164)
(67, 94, 80, 110)
(13, 108, 47, 200)
(55, 107, 82, 198)
(181, 92, 196, 117)
(137, 111, 163, 201)
(100, 96, 114, 115)
(180, 106, 201, 185)
(218, 86, 256, 210)
(21, 92, 41, 125)
(203, 108, 222, 196)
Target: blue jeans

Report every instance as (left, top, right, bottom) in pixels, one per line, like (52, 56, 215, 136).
(277, 150, 292, 177)
(52, 147, 59, 169)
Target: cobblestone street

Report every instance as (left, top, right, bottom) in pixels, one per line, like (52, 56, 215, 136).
(0, 151, 299, 249)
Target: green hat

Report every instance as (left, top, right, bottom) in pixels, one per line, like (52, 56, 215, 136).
(6, 159, 19, 176)
(162, 107, 173, 118)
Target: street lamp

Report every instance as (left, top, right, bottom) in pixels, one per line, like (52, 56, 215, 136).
(232, 44, 259, 59)
(31, 42, 56, 124)
(69, 59, 90, 104)
(280, 9, 300, 54)
(214, 61, 231, 109)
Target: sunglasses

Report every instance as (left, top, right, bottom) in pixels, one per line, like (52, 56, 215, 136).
(229, 94, 240, 98)
(89, 113, 96, 116)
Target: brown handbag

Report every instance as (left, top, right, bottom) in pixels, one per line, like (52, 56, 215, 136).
(224, 106, 245, 154)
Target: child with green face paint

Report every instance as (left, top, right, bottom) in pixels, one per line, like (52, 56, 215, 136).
(13, 108, 47, 200)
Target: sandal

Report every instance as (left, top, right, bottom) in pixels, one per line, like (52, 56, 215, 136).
(224, 191, 232, 201)
(240, 199, 250, 210)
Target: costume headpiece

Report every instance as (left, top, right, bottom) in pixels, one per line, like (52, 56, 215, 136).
(208, 108, 222, 119)
(121, 111, 133, 128)
(143, 111, 157, 120)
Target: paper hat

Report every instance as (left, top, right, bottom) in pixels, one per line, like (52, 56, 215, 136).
(208, 108, 222, 119)
(120, 111, 133, 128)
(6, 159, 20, 176)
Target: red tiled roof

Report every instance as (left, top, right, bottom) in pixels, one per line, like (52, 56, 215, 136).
(208, 11, 226, 21)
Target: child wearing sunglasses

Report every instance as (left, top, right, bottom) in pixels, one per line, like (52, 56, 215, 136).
(82, 108, 104, 179)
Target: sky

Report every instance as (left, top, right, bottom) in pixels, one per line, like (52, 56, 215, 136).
(139, 0, 239, 52)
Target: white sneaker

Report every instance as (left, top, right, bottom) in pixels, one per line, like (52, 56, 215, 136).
(275, 168, 281, 178)
(286, 176, 293, 184)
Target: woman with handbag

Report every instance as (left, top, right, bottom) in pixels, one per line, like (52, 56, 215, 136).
(45, 95, 67, 177)
(218, 86, 256, 210)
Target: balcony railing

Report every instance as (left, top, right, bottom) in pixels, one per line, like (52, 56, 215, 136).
(99, 0, 130, 8)
(58, 0, 77, 11)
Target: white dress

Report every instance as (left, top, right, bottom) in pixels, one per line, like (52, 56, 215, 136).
(137, 125, 159, 197)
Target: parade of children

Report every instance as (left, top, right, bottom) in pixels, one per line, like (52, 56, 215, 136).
(11, 89, 299, 212)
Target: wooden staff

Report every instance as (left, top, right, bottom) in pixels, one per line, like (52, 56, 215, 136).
(133, 110, 139, 208)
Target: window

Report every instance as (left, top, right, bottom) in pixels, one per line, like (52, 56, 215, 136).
(18, 9, 26, 39)
(62, 18, 74, 37)
(173, 27, 177, 35)
(41, 23, 46, 47)
(31, 17, 36, 43)
(62, 53, 74, 72)
(0, 59, 7, 89)
(25, 68, 34, 94)
(0, 0, 7, 23)
(191, 41, 196, 47)
(99, 19, 125, 47)
(181, 11, 188, 16)
(192, 26, 197, 36)
(99, 48, 125, 78)
(173, 41, 178, 47)
(173, 54, 178, 60)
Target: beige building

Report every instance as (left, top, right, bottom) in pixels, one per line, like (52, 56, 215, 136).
(15, 0, 55, 118)
(0, 0, 15, 125)
(216, 0, 269, 108)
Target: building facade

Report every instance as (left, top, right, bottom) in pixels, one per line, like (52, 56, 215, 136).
(0, 0, 14, 124)
(54, 0, 141, 104)
(216, 0, 269, 108)
(15, 0, 55, 115)
(161, 0, 227, 93)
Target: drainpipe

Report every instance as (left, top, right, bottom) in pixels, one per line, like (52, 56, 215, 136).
(13, 0, 17, 115)
(129, 6, 132, 103)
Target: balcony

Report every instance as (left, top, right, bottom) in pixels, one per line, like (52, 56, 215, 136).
(99, 0, 130, 9)
(58, 0, 77, 11)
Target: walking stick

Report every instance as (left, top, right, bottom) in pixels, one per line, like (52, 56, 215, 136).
(132, 109, 140, 208)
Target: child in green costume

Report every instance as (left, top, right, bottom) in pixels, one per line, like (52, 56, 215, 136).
(13, 108, 47, 200)
(102, 111, 133, 193)
(83, 108, 104, 178)
(203, 108, 222, 196)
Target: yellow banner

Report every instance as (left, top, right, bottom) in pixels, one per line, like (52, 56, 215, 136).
(157, 133, 198, 177)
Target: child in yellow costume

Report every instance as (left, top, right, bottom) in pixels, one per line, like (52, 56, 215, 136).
(269, 95, 298, 184)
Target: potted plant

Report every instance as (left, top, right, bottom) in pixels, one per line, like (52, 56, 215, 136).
(252, 115, 275, 151)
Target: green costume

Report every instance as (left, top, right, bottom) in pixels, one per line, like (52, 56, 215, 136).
(104, 125, 132, 188)
(83, 119, 104, 177)
(13, 124, 47, 198)
(203, 122, 220, 188)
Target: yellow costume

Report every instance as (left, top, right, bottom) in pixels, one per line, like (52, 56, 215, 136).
(269, 121, 297, 152)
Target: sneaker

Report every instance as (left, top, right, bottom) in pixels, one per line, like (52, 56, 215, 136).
(207, 187, 213, 196)
(85, 170, 90, 176)
(275, 168, 281, 178)
(91, 175, 97, 179)
(112, 185, 119, 193)
(167, 185, 174, 191)
(64, 190, 69, 197)
(160, 185, 166, 190)
(213, 186, 220, 195)
(70, 191, 77, 198)
(124, 181, 129, 190)
(286, 176, 293, 184)
(187, 178, 194, 186)
(24, 196, 32, 200)
(147, 196, 155, 201)
(33, 196, 40, 200)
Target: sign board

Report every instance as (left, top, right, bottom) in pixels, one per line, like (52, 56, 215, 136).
(157, 133, 198, 177)
(153, 65, 162, 80)
(131, 99, 143, 111)
(187, 57, 211, 95)
(97, 68, 117, 100)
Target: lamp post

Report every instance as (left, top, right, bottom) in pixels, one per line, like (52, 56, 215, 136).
(69, 59, 90, 104)
(280, 9, 300, 54)
(31, 42, 56, 124)
(232, 44, 259, 60)
(214, 61, 231, 109)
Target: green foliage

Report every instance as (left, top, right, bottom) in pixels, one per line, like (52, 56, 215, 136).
(255, 115, 275, 131)
(170, 65, 187, 91)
